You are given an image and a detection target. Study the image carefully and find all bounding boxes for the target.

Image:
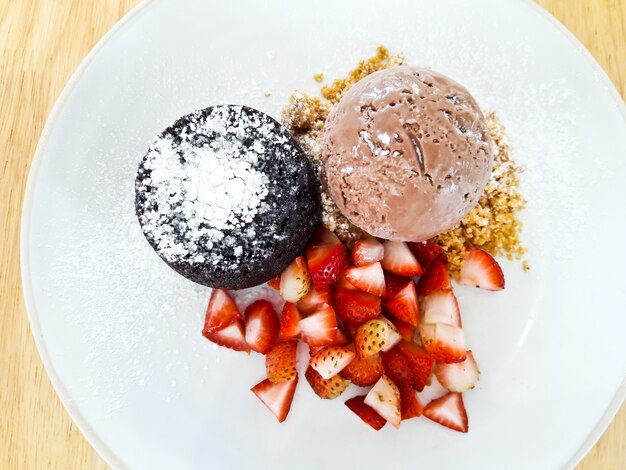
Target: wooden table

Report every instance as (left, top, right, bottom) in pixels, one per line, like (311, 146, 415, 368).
(1, 0, 624, 468)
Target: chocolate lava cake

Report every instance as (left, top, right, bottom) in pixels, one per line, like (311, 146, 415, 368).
(135, 105, 320, 289)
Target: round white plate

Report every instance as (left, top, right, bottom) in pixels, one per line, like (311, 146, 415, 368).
(22, 0, 626, 468)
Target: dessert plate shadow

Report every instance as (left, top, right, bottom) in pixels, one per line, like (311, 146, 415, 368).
(21, 0, 626, 468)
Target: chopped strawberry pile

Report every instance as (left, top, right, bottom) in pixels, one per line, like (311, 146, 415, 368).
(202, 226, 505, 431)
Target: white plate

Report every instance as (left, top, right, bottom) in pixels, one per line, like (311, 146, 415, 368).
(21, 0, 626, 468)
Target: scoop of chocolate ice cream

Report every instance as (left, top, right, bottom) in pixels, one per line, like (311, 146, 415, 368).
(321, 66, 493, 241)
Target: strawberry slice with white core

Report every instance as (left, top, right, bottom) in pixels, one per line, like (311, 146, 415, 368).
(310, 346, 356, 379)
(421, 289, 462, 328)
(202, 289, 240, 335)
(244, 300, 279, 354)
(381, 241, 423, 277)
(306, 227, 348, 290)
(352, 238, 385, 266)
(297, 287, 331, 316)
(459, 246, 505, 291)
(344, 262, 386, 297)
(419, 323, 466, 363)
(280, 256, 312, 302)
(251, 377, 298, 423)
(364, 375, 401, 429)
(435, 351, 479, 392)
(423, 392, 468, 432)
(299, 303, 338, 347)
(203, 318, 250, 352)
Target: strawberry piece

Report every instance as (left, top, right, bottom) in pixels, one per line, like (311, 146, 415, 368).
(435, 351, 479, 392)
(421, 289, 462, 328)
(407, 241, 444, 270)
(459, 246, 505, 291)
(310, 346, 356, 379)
(202, 289, 240, 335)
(344, 262, 386, 297)
(299, 303, 338, 347)
(388, 317, 416, 342)
(352, 238, 384, 266)
(383, 280, 419, 326)
(416, 256, 451, 295)
(365, 375, 401, 428)
(297, 286, 331, 316)
(381, 241, 423, 277)
(244, 300, 279, 354)
(340, 353, 384, 386)
(332, 288, 381, 327)
(335, 269, 359, 291)
(395, 341, 435, 391)
(305, 366, 349, 399)
(251, 377, 298, 423)
(203, 318, 249, 352)
(423, 392, 468, 432)
(354, 318, 401, 358)
(267, 275, 281, 290)
(306, 228, 348, 290)
(383, 272, 411, 300)
(266, 341, 298, 383)
(280, 256, 312, 302)
(419, 323, 466, 363)
(398, 383, 423, 420)
(278, 302, 301, 340)
(381, 348, 414, 386)
(345, 395, 386, 430)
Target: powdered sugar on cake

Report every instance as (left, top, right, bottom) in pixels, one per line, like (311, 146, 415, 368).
(136, 106, 274, 265)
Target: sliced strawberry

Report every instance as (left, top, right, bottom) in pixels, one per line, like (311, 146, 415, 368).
(335, 268, 359, 291)
(202, 289, 240, 335)
(459, 246, 505, 291)
(244, 300, 279, 354)
(345, 395, 386, 430)
(267, 275, 281, 290)
(278, 302, 301, 340)
(344, 262, 386, 297)
(381, 241, 423, 277)
(310, 346, 356, 379)
(398, 382, 423, 420)
(364, 375, 401, 428)
(419, 323, 466, 363)
(306, 229, 348, 290)
(266, 341, 298, 382)
(297, 286, 331, 316)
(423, 392, 468, 432)
(381, 348, 414, 386)
(421, 289, 462, 328)
(251, 377, 298, 423)
(395, 341, 435, 391)
(416, 255, 451, 295)
(354, 318, 401, 358)
(388, 317, 416, 342)
(280, 256, 312, 302)
(340, 353, 384, 386)
(383, 272, 411, 300)
(383, 280, 419, 326)
(332, 288, 381, 327)
(352, 238, 385, 266)
(203, 318, 249, 352)
(435, 351, 479, 392)
(407, 241, 444, 270)
(299, 303, 338, 347)
(305, 366, 350, 399)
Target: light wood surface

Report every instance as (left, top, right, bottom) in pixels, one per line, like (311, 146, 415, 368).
(1, 0, 624, 468)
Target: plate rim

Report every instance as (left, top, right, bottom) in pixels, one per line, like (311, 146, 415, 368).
(19, 1, 626, 468)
